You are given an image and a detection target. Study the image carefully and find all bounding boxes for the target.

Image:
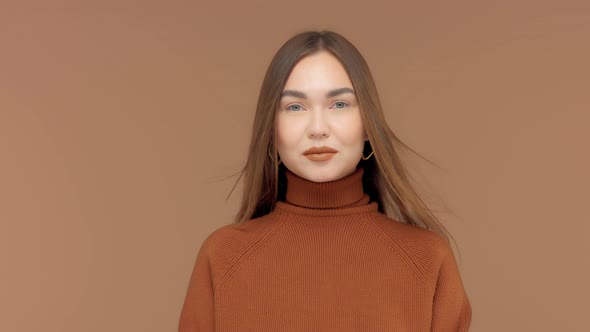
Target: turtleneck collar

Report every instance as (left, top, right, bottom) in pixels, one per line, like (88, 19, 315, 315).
(282, 165, 370, 209)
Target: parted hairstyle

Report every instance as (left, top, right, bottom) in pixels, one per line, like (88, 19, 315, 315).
(225, 29, 460, 256)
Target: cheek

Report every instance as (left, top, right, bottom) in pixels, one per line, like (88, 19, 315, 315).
(275, 115, 298, 149)
(337, 114, 365, 144)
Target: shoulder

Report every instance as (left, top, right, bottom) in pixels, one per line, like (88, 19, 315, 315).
(196, 211, 283, 266)
(191, 212, 284, 289)
(368, 212, 452, 278)
(370, 213, 449, 252)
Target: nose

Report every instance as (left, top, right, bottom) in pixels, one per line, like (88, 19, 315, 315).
(307, 109, 330, 139)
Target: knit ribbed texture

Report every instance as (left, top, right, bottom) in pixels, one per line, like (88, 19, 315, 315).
(178, 166, 472, 331)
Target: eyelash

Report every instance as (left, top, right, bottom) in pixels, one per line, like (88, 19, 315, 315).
(285, 101, 350, 111)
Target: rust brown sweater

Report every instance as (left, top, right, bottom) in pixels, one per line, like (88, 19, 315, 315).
(178, 166, 472, 331)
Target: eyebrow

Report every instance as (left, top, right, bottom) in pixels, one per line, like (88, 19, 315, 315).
(280, 87, 355, 99)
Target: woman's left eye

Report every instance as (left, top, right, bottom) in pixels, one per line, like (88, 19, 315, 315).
(332, 102, 349, 109)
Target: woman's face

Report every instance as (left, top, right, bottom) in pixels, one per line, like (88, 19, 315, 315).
(275, 51, 368, 183)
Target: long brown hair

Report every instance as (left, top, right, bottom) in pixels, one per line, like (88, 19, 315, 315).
(225, 30, 462, 259)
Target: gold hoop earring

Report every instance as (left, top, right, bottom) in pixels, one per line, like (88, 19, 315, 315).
(269, 148, 282, 165)
(361, 150, 374, 160)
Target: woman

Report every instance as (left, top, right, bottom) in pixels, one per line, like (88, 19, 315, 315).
(179, 30, 472, 331)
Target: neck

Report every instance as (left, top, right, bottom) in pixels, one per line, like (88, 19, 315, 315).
(282, 166, 369, 209)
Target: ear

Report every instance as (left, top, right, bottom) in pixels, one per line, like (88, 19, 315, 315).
(363, 131, 369, 141)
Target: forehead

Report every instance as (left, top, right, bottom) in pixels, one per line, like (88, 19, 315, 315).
(283, 51, 353, 91)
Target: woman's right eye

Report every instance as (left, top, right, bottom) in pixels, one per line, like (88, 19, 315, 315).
(286, 104, 303, 111)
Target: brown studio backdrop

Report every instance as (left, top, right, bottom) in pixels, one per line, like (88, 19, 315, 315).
(1, 1, 589, 331)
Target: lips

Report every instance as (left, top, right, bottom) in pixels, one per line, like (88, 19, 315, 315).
(304, 153, 336, 161)
(303, 146, 338, 162)
(303, 146, 338, 155)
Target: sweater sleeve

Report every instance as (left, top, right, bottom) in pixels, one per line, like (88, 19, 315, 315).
(178, 238, 215, 332)
(431, 241, 472, 332)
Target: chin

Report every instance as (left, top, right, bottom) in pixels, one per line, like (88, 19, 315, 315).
(302, 167, 345, 183)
